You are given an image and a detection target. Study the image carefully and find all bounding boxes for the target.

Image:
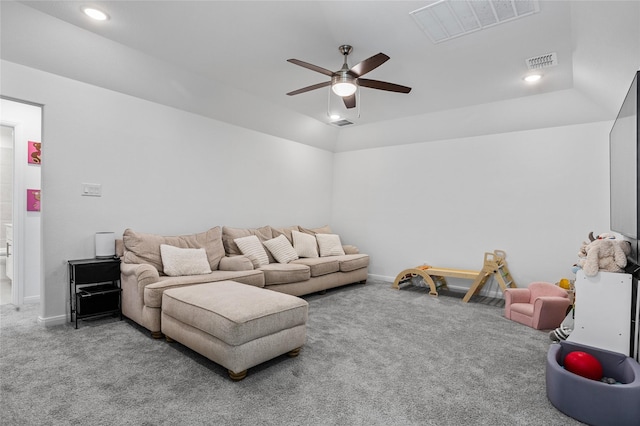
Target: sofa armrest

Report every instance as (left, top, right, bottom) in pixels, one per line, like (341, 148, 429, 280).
(219, 255, 254, 271)
(342, 245, 360, 255)
(534, 296, 572, 309)
(115, 239, 124, 257)
(121, 262, 160, 288)
(533, 296, 572, 330)
(504, 288, 531, 305)
(120, 263, 160, 321)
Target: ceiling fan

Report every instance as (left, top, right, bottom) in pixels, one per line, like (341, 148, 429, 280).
(286, 45, 411, 109)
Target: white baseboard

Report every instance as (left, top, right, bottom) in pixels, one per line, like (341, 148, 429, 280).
(368, 273, 393, 282)
(23, 295, 40, 304)
(37, 313, 67, 327)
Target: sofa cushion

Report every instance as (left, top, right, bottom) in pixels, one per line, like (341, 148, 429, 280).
(263, 235, 299, 264)
(234, 235, 269, 268)
(316, 233, 346, 257)
(291, 257, 340, 277)
(260, 263, 310, 285)
(292, 230, 319, 258)
(218, 255, 254, 271)
(342, 245, 360, 255)
(160, 245, 212, 277)
(222, 226, 273, 256)
(271, 225, 299, 243)
(143, 270, 265, 308)
(123, 227, 225, 274)
(299, 225, 332, 236)
(337, 254, 370, 272)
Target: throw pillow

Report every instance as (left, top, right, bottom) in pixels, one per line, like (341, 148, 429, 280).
(292, 230, 319, 258)
(263, 235, 299, 264)
(160, 244, 212, 277)
(316, 233, 346, 257)
(234, 235, 269, 268)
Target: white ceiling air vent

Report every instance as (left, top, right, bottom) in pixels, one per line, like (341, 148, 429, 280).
(411, 0, 540, 44)
(330, 119, 354, 127)
(526, 52, 558, 70)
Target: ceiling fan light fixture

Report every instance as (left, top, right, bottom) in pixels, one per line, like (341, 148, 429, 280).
(332, 82, 357, 97)
(286, 44, 410, 114)
(331, 74, 357, 97)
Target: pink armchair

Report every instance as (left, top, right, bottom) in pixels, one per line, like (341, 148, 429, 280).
(504, 282, 571, 330)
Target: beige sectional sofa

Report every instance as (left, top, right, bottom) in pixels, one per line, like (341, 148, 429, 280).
(119, 225, 369, 337)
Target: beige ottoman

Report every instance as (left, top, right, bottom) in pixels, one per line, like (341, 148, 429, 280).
(161, 280, 308, 381)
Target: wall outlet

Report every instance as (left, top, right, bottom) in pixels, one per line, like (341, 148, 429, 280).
(81, 183, 102, 197)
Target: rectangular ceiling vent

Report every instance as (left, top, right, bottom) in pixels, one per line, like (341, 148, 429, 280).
(410, 0, 540, 44)
(330, 119, 354, 127)
(526, 52, 558, 70)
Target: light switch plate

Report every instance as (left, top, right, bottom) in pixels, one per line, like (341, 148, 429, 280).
(81, 183, 102, 197)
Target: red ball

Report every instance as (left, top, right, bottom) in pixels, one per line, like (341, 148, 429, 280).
(564, 351, 603, 380)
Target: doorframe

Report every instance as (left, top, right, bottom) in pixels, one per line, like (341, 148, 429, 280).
(0, 123, 21, 305)
(1, 96, 43, 307)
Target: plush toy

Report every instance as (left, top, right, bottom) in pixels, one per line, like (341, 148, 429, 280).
(575, 232, 631, 277)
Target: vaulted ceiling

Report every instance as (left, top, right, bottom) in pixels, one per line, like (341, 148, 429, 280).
(2, 1, 639, 152)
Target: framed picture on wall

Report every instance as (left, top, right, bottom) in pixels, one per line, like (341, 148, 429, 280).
(28, 141, 41, 164)
(27, 189, 41, 211)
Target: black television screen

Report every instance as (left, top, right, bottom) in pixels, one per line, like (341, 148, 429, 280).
(610, 71, 639, 239)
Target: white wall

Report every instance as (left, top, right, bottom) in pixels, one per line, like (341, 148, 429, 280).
(332, 122, 611, 295)
(1, 61, 335, 324)
(0, 98, 42, 305)
(0, 59, 618, 320)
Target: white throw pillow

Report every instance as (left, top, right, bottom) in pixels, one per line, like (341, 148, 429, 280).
(316, 233, 346, 257)
(263, 235, 299, 264)
(234, 235, 269, 268)
(160, 244, 212, 277)
(292, 230, 319, 258)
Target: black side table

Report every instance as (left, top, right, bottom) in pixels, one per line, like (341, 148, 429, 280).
(68, 257, 121, 329)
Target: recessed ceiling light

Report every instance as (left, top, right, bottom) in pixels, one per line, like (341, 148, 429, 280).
(329, 114, 341, 120)
(524, 74, 542, 83)
(82, 7, 109, 21)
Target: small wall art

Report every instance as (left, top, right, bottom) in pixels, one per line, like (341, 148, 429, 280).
(28, 141, 42, 164)
(27, 189, 41, 212)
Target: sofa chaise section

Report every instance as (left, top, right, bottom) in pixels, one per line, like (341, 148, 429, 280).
(121, 263, 264, 337)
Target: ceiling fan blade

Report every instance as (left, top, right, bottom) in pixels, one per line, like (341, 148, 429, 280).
(343, 94, 356, 109)
(287, 59, 334, 77)
(286, 81, 331, 96)
(358, 78, 412, 93)
(349, 53, 390, 77)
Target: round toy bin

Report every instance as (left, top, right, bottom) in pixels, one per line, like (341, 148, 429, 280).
(546, 340, 640, 426)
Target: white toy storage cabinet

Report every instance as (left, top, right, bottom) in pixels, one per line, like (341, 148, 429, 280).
(567, 270, 639, 361)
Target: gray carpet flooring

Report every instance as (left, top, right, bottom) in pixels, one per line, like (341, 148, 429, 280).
(0, 280, 582, 425)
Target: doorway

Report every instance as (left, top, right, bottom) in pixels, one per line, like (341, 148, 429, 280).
(1, 97, 43, 307)
(0, 125, 13, 304)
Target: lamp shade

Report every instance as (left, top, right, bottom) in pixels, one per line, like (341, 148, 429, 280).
(95, 232, 116, 258)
